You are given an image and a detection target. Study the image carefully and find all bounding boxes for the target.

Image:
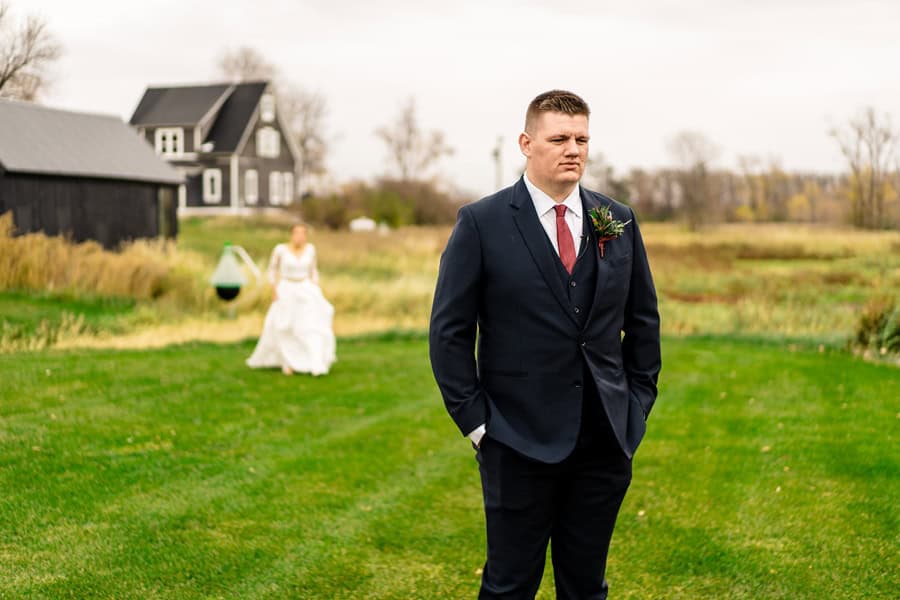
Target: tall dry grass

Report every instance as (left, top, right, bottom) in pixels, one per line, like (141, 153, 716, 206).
(4, 212, 899, 351)
(642, 222, 900, 258)
(177, 215, 449, 335)
(0, 212, 203, 304)
(641, 222, 900, 342)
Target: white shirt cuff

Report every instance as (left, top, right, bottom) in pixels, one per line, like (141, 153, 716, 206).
(467, 424, 486, 447)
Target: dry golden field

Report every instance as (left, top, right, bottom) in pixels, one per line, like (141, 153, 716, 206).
(2, 212, 898, 352)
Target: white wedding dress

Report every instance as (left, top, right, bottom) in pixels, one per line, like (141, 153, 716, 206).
(246, 243, 336, 375)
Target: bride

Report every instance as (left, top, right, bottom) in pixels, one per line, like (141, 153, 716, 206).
(246, 221, 336, 376)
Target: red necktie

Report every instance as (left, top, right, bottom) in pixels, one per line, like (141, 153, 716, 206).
(554, 204, 576, 274)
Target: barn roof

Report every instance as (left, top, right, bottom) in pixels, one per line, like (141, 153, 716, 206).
(129, 81, 270, 154)
(0, 99, 184, 185)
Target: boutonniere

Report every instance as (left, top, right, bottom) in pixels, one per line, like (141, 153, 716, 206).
(588, 205, 631, 258)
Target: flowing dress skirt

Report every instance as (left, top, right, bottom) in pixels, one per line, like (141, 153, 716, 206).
(246, 279, 336, 375)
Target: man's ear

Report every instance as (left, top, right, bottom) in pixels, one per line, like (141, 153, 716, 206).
(518, 131, 531, 158)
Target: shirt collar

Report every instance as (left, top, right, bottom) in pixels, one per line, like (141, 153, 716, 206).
(523, 173, 582, 218)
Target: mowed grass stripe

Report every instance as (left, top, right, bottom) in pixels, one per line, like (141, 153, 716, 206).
(225, 438, 482, 599)
(2, 336, 467, 597)
(3, 390, 446, 583)
(15, 413, 473, 598)
(607, 338, 898, 599)
(1, 335, 898, 598)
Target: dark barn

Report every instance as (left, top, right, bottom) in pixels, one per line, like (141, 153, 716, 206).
(0, 99, 184, 249)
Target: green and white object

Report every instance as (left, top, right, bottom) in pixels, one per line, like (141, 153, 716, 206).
(210, 242, 247, 301)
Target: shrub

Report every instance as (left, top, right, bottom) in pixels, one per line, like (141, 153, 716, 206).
(297, 178, 467, 229)
(855, 297, 900, 354)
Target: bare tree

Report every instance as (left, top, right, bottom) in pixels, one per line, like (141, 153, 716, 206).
(762, 158, 792, 222)
(278, 84, 328, 186)
(737, 154, 763, 220)
(216, 46, 329, 196)
(583, 152, 613, 195)
(375, 97, 453, 182)
(217, 46, 277, 83)
(0, 2, 61, 101)
(829, 107, 898, 229)
(667, 131, 720, 230)
(583, 152, 629, 202)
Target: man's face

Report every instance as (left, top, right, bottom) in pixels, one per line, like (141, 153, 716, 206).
(519, 111, 589, 192)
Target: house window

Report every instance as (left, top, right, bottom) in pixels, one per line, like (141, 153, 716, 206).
(154, 127, 184, 157)
(269, 171, 283, 205)
(283, 172, 294, 204)
(203, 168, 222, 203)
(256, 127, 280, 158)
(245, 169, 259, 204)
(260, 93, 275, 122)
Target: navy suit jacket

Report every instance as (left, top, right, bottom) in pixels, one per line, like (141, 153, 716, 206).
(429, 177, 661, 462)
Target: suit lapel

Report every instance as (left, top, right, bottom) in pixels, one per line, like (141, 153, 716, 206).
(509, 178, 580, 329)
(581, 189, 608, 330)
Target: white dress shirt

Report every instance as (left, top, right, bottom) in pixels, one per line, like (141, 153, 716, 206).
(523, 173, 583, 255)
(466, 175, 584, 448)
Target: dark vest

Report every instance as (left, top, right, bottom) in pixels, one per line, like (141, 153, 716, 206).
(545, 209, 613, 450)
(548, 215, 597, 329)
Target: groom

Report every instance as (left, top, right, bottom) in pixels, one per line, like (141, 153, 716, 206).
(429, 90, 661, 599)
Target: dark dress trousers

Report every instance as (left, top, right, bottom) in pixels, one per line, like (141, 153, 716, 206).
(429, 177, 661, 599)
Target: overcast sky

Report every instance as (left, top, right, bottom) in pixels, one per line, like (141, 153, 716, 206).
(19, 0, 900, 196)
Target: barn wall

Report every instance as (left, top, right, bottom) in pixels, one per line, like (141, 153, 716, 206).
(0, 173, 177, 249)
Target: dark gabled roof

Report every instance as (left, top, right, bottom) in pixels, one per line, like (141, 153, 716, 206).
(128, 81, 270, 153)
(128, 80, 297, 159)
(129, 83, 233, 126)
(204, 81, 268, 153)
(0, 99, 183, 185)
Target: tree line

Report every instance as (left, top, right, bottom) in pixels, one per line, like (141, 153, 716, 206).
(584, 138, 897, 230)
(604, 117, 899, 230)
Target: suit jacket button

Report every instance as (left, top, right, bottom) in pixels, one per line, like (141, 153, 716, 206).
(570, 281, 577, 287)
(574, 306, 581, 314)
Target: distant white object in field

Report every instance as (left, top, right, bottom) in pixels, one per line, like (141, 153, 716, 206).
(349, 216, 377, 232)
(377, 222, 391, 235)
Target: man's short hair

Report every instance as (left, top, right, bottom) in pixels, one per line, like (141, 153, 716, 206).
(525, 90, 590, 132)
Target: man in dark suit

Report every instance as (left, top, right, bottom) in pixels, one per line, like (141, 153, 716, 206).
(429, 90, 661, 599)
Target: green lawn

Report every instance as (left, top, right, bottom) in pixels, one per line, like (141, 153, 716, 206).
(1, 335, 897, 599)
(0, 292, 137, 351)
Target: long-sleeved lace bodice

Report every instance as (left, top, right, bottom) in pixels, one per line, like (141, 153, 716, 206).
(267, 243, 319, 284)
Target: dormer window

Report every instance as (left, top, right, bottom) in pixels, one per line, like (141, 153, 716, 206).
(260, 93, 275, 122)
(256, 127, 280, 158)
(154, 127, 184, 157)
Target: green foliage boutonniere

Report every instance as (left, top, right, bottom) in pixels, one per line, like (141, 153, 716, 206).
(588, 205, 631, 258)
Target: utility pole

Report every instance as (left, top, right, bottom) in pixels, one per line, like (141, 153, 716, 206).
(492, 136, 503, 190)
